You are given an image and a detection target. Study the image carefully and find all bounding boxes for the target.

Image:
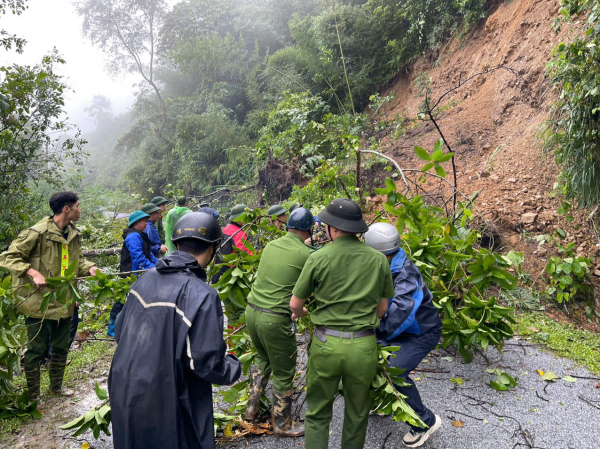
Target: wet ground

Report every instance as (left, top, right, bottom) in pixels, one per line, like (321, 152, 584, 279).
(3, 337, 600, 449)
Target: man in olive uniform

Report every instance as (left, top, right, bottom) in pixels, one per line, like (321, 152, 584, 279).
(151, 196, 169, 244)
(245, 208, 314, 437)
(0, 192, 98, 401)
(267, 204, 288, 230)
(290, 198, 394, 449)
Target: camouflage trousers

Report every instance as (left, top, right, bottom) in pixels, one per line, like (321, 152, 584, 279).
(245, 305, 297, 392)
(305, 334, 378, 449)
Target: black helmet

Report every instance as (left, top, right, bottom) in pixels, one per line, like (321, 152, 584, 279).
(171, 212, 223, 243)
(287, 207, 314, 231)
(317, 198, 368, 234)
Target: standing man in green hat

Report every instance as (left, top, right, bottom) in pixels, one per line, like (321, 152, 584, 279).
(164, 196, 191, 253)
(290, 198, 395, 449)
(142, 203, 168, 257)
(267, 205, 288, 231)
(0, 192, 98, 401)
(244, 207, 314, 437)
(150, 196, 169, 244)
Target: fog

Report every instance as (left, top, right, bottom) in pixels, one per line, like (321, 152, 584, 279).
(1, 0, 139, 133)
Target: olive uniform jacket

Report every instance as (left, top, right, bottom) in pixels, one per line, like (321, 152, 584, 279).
(0, 217, 95, 320)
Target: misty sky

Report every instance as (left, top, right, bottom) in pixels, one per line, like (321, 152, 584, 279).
(1, 0, 175, 133)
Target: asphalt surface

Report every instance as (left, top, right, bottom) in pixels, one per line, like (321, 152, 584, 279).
(55, 336, 600, 449)
(221, 337, 600, 449)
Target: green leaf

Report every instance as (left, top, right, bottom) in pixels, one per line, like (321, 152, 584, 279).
(420, 162, 434, 172)
(436, 152, 454, 162)
(95, 382, 108, 400)
(563, 375, 577, 383)
(434, 164, 447, 178)
(542, 371, 559, 382)
(414, 146, 431, 161)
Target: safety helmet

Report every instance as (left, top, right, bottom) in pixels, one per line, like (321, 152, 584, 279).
(141, 203, 160, 215)
(287, 207, 314, 231)
(128, 210, 150, 227)
(151, 196, 168, 206)
(288, 203, 302, 213)
(171, 212, 223, 244)
(364, 222, 401, 255)
(200, 202, 210, 208)
(317, 198, 368, 234)
(177, 196, 187, 206)
(268, 204, 288, 217)
(230, 204, 248, 221)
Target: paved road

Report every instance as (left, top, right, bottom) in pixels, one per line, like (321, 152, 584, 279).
(222, 338, 600, 449)
(53, 337, 600, 449)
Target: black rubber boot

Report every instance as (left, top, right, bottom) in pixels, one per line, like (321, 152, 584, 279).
(245, 365, 269, 421)
(272, 388, 304, 437)
(24, 363, 41, 402)
(48, 354, 74, 397)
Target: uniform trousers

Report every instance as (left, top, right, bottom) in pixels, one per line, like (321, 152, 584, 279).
(305, 333, 378, 449)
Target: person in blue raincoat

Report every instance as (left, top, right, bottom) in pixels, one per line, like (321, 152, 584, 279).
(107, 210, 158, 337)
(365, 222, 443, 448)
(199, 202, 220, 219)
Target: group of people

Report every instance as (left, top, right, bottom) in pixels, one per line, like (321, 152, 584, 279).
(0, 191, 444, 449)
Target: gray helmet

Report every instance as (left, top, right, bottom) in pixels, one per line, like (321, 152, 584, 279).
(317, 198, 368, 234)
(171, 212, 223, 244)
(287, 207, 314, 231)
(364, 222, 401, 255)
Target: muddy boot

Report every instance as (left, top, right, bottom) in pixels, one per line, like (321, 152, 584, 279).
(24, 363, 41, 402)
(245, 366, 269, 421)
(272, 388, 304, 437)
(48, 354, 74, 397)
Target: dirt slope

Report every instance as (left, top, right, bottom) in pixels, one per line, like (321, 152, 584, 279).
(376, 0, 599, 291)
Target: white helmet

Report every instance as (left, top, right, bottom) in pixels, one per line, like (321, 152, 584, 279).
(364, 222, 401, 255)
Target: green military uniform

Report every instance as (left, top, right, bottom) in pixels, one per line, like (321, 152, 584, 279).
(246, 232, 311, 391)
(0, 217, 95, 398)
(293, 235, 395, 449)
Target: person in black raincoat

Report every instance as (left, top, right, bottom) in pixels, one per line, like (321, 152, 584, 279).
(108, 212, 241, 449)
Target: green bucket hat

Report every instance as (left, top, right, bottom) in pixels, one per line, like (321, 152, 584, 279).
(151, 196, 168, 206)
(288, 203, 302, 213)
(268, 205, 288, 217)
(230, 204, 248, 221)
(141, 203, 161, 215)
(128, 210, 150, 227)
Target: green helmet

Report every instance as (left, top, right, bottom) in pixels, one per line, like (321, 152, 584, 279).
(151, 196, 168, 206)
(268, 204, 288, 217)
(288, 203, 301, 213)
(141, 203, 160, 215)
(177, 196, 187, 206)
(230, 204, 248, 221)
(317, 198, 368, 234)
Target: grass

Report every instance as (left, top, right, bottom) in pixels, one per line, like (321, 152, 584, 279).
(515, 312, 600, 374)
(0, 340, 115, 438)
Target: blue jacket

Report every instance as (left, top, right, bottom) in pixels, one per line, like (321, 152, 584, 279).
(144, 220, 162, 256)
(377, 249, 441, 342)
(124, 232, 158, 271)
(199, 207, 219, 219)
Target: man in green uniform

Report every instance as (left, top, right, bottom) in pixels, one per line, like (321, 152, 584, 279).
(151, 196, 169, 244)
(164, 196, 191, 253)
(267, 204, 288, 230)
(290, 198, 394, 449)
(244, 208, 314, 437)
(0, 192, 98, 401)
